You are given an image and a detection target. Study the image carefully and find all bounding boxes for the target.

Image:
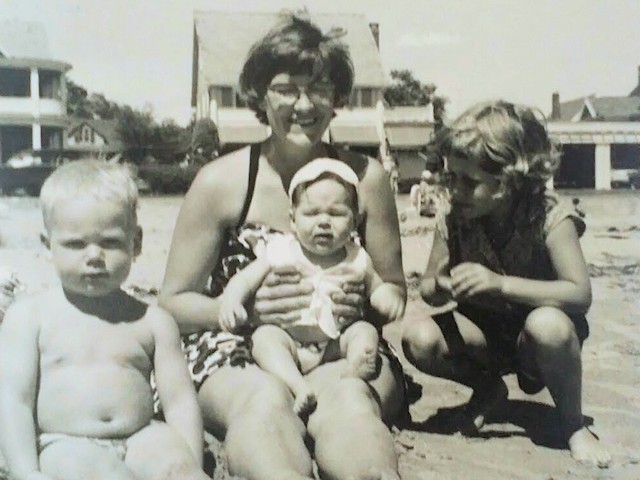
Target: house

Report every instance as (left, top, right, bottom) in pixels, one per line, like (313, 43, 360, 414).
(383, 105, 434, 185)
(191, 10, 387, 156)
(65, 118, 124, 160)
(548, 66, 640, 189)
(0, 20, 70, 165)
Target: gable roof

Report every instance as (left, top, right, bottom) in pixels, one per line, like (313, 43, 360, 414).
(193, 10, 386, 89)
(67, 118, 124, 149)
(558, 95, 640, 122)
(0, 20, 51, 59)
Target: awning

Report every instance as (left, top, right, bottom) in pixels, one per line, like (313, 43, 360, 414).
(385, 124, 433, 149)
(329, 124, 380, 146)
(218, 124, 269, 144)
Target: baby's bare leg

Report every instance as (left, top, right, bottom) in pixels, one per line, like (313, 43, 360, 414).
(252, 324, 316, 417)
(519, 307, 610, 468)
(39, 436, 137, 480)
(126, 421, 210, 479)
(340, 321, 380, 380)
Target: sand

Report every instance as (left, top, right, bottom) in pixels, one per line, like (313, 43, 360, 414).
(0, 191, 638, 480)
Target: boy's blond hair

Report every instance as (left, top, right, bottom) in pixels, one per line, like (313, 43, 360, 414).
(40, 159, 139, 232)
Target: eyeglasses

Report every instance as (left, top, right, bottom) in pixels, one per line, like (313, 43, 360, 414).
(267, 82, 335, 103)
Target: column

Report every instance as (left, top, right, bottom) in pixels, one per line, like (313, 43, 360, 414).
(594, 143, 611, 190)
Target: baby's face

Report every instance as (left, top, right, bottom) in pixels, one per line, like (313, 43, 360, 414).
(291, 178, 355, 258)
(45, 197, 139, 297)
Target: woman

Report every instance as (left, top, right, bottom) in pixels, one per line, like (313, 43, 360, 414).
(159, 12, 407, 480)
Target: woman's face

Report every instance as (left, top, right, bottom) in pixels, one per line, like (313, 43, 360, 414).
(262, 73, 335, 147)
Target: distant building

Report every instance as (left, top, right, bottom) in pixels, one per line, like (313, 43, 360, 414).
(548, 65, 640, 189)
(191, 11, 387, 157)
(65, 118, 124, 160)
(0, 20, 70, 165)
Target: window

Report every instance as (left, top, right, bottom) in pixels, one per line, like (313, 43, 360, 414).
(0, 67, 30, 97)
(39, 70, 62, 99)
(360, 88, 375, 107)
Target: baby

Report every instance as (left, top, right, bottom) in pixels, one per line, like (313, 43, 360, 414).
(219, 158, 405, 416)
(0, 160, 210, 480)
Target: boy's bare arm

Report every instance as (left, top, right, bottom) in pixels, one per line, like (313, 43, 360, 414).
(150, 306, 204, 466)
(0, 299, 52, 480)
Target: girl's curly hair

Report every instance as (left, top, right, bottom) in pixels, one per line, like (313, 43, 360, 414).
(435, 100, 560, 197)
(239, 10, 354, 125)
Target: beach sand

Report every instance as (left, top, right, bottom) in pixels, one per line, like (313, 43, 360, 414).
(0, 192, 638, 480)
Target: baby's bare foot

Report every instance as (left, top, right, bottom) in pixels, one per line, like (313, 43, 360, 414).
(459, 376, 508, 435)
(292, 382, 317, 418)
(568, 426, 611, 468)
(345, 347, 378, 380)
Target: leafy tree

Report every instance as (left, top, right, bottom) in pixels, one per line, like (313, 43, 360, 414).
(66, 79, 92, 118)
(190, 118, 220, 165)
(115, 106, 156, 164)
(152, 120, 190, 164)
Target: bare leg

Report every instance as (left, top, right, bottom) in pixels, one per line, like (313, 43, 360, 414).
(252, 324, 316, 417)
(306, 355, 403, 480)
(198, 364, 314, 480)
(340, 321, 380, 380)
(39, 436, 137, 480)
(126, 421, 210, 479)
(518, 307, 611, 468)
(401, 312, 507, 432)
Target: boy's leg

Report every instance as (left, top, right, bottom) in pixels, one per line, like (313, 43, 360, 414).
(518, 307, 611, 467)
(126, 421, 210, 479)
(252, 324, 316, 416)
(339, 320, 379, 380)
(39, 436, 137, 480)
(402, 311, 507, 432)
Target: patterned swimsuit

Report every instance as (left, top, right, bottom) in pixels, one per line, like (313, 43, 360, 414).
(182, 144, 406, 392)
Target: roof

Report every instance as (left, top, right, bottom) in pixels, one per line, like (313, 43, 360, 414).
(557, 95, 640, 122)
(67, 119, 124, 150)
(0, 20, 51, 59)
(385, 124, 433, 149)
(193, 11, 386, 88)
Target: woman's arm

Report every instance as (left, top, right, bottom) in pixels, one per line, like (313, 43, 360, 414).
(451, 219, 592, 314)
(159, 153, 248, 334)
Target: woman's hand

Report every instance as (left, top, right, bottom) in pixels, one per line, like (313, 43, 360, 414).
(253, 265, 314, 327)
(330, 281, 366, 330)
(450, 262, 504, 299)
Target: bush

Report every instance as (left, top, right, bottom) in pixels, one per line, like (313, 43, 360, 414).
(136, 164, 201, 194)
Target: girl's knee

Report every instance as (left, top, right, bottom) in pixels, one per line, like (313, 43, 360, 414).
(401, 317, 443, 365)
(523, 307, 578, 350)
(317, 378, 379, 418)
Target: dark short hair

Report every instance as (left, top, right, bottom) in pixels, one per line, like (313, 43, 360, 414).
(290, 171, 359, 216)
(239, 10, 355, 125)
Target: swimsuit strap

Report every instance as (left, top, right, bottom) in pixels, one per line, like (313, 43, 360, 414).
(326, 143, 340, 159)
(237, 143, 261, 227)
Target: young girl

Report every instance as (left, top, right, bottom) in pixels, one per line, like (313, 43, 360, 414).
(401, 100, 611, 468)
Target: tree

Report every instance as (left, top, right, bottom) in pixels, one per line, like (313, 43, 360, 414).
(152, 120, 190, 164)
(383, 69, 447, 128)
(66, 79, 92, 118)
(190, 118, 220, 166)
(115, 106, 156, 164)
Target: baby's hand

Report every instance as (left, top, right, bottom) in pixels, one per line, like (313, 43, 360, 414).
(218, 296, 249, 333)
(370, 283, 405, 323)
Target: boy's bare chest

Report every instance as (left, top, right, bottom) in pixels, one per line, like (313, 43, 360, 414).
(39, 313, 153, 372)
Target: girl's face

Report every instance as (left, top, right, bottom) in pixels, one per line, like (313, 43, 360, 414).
(446, 155, 505, 220)
(262, 72, 335, 148)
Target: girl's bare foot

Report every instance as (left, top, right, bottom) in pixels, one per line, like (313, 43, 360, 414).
(345, 347, 378, 380)
(459, 376, 508, 435)
(568, 426, 611, 468)
(292, 382, 317, 417)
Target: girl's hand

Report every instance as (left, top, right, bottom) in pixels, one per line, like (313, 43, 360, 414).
(450, 262, 504, 299)
(330, 281, 366, 330)
(253, 265, 313, 327)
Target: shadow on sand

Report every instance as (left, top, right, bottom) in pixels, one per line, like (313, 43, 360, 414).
(403, 398, 594, 451)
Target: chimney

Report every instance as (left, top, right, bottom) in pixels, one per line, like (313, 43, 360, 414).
(369, 22, 379, 50)
(551, 92, 561, 120)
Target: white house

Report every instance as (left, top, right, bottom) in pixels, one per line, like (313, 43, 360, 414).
(191, 11, 387, 157)
(0, 20, 70, 165)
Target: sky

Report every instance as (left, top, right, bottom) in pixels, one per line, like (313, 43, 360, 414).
(2, 0, 640, 126)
